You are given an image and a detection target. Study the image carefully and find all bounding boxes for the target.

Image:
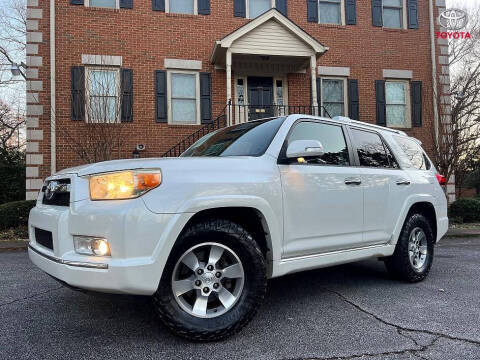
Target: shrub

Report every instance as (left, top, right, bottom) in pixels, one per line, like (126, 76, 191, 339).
(449, 198, 480, 223)
(0, 200, 36, 231)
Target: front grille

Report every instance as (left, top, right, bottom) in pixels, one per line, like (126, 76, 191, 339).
(42, 178, 71, 206)
(35, 228, 53, 250)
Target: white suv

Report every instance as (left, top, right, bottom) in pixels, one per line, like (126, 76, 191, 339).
(28, 115, 448, 340)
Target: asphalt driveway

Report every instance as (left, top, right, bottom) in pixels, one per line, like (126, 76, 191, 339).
(1, 236, 479, 360)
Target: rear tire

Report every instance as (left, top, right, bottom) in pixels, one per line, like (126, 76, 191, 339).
(152, 219, 267, 341)
(384, 213, 434, 283)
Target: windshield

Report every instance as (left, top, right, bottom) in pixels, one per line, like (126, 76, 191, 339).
(181, 117, 285, 157)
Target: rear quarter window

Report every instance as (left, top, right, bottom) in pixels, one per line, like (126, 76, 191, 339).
(392, 136, 431, 170)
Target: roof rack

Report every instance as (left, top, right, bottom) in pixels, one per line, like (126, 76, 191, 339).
(331, 116, 407, 136)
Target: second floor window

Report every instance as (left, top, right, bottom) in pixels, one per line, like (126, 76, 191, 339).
(319, 0, 342, 25)
(383, 0, 403, 28)
(248, 0, 272, 18)
(88, 0, 117, 8)
(170, 0, 195, 14)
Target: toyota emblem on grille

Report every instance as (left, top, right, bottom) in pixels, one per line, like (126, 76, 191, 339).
(45, 181, 59, 200)
(439, 9, 468, 31)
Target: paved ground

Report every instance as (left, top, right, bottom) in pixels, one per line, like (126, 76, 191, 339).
(1, 237, 479, 360)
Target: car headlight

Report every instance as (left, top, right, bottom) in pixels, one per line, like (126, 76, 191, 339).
(89, 169, 161, 200)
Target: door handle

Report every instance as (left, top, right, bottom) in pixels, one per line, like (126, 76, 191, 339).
(396, 179, 411, 186)
(345, 177, 362, 185)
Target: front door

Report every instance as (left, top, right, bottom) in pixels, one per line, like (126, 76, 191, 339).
(248, 77, 274, 120)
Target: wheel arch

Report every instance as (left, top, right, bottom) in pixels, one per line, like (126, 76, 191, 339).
(406, 202, 438, 243)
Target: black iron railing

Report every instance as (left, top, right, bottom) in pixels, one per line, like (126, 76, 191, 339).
(161, 103, 331, 157)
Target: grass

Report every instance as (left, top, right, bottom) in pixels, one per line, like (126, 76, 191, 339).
(0, 226, 28, 242)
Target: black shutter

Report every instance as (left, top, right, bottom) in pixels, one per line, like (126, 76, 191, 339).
(372, 0, 383, 27)
(71, 66, 85, 121)
(307, 0, 318, 22)
(316, 78, 321, 113)
(407, 0, 419, 29)
(155, 70, 167, 123)
(120, 0, 133, 8)
(348, 79, 359, 120)
(411, 81, 422, 127)
(121, 69, 133, 122)
(345, 0, 356, 25)
(198, 0, 210, 15)
(375, 80, 386, 126)
(200, 73, 212, 124)
(276, 0, 288, 16)
(152, 0, 165, 11)
(70, 0, 84, 5)
(234, 0, 246, 17)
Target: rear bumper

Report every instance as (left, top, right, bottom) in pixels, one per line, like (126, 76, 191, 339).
(437, 216, 449, 243)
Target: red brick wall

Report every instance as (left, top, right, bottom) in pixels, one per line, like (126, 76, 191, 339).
(29, 0, 445, 183)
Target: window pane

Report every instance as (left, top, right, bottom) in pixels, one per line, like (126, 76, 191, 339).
(89, 0, 116, 8)
(386, 82, 405, 104)
(288, 122, 350, 165)
(383, 8, 402, 28)
(386, 105, 406, 127)
(89, 70, 117, 96)
(89, 97, 117, 122)
(172, 73, 196, 98)
(323, 103, 344, 117)
(170, 0, 195, 14)
(319, 2, 341, 24)
(322, 79, 343, 102)
(393, 136, 428, 170)
(172, 99, 196, 123)
(351, 129, 390, 168)
(383, 0, 402, 7)
(249, 0, 271, 18)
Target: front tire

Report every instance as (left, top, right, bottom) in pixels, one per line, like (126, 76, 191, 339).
(384, 213, 434, 282)
(153, 219, 267, 341)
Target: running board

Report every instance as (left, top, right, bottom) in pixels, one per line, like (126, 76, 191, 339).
(271, 244, 395, 278)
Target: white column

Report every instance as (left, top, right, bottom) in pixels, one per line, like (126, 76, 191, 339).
(226, 49, 233, 125)
(310, 55, 318, 115)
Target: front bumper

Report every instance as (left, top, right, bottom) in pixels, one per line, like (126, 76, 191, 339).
(28, 194, 184, 295)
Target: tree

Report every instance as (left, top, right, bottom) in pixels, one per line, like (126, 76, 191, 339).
(0, 100, 24, 150)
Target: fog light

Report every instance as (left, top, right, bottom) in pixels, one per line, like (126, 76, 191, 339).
(73, 236, 110, 256)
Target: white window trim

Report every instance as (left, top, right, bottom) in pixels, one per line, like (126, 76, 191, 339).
(85, 0, 119, 9)
(167, 70, 201, 125)
(385, 79, 411, 128)
(246, 0, 275, 19)
(85, 66, 121, 123)
(382, 0, 407, 30)
(166, 0, 198, 15)
(318, 0, 345, 26)
(319, 77, 348, 118)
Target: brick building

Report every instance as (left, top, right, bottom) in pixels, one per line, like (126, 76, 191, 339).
(25, 0, 455, 200)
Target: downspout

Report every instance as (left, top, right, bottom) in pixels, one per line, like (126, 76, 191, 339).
(50, 0, 56, 174)
(429, 0, 439, 144)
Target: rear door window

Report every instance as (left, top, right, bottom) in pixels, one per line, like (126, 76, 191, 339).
(350, 128, 393, 168)
(393, 136, 431, 170)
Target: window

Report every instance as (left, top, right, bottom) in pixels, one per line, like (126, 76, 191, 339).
(383, 0, 404, 28)
(385, 81, 410, 128)
(393, 136, 430, 170)
(86, 68, 120, 122)
(87, 0, 118, 8)
(351, 129, 392, 168)
(169, 72, 199, 125)
(169, 0, 196, 14)
(182, 117, 285, 157)
(319, 0, 343, 24)
(247, 0, 273, 18)
(320, 78, 346, 118)
(287, 121, 350, 165)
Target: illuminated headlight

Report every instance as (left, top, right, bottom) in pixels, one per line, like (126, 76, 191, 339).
(89, 169, 161, 200)
(74, 236, 111, 256)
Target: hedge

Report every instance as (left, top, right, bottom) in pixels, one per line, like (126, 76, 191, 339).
(0, 200, 36, 231)
(449, 198, 480, 223)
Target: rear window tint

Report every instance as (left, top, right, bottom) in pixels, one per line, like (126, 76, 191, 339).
(393, 136, 430, 170)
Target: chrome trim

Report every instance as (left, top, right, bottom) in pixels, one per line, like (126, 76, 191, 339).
(281, 244, 389, 262)
(28, 244, 109, 269)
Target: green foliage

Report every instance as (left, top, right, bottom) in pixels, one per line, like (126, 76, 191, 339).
(0, 147, 26, 205)
(449, 198, 480, 223)
(0, 200, 36, 231)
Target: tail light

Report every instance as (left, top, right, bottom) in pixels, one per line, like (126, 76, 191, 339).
(435, 174, 446, 185)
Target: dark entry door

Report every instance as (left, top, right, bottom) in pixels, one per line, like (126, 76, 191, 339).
(248, 77, 274, 120)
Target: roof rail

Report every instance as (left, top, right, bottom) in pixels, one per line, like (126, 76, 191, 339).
(331, 116, 407, 136)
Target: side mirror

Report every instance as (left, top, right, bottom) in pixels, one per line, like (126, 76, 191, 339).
(286, 140, 325, 159)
